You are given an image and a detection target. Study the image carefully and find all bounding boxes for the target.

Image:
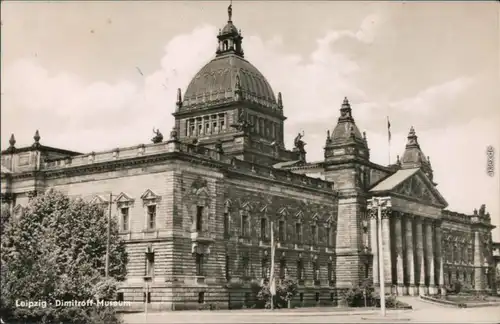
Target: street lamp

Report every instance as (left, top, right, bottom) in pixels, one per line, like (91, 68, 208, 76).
(368, 196, 392, 317)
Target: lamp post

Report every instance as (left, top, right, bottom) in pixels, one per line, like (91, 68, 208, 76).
(105, 193, 113, 279)
(368, 196, 392, 317)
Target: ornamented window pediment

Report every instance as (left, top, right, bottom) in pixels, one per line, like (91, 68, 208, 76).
(259, 204, 268, 213)
(191, 176, 208, 195)
(311, 213, 320, 222)
(141, 189, 161, 206)
(278, 207, 289, 218)
(325, 215, 336, 226)
(241, 201, 253, 212)
(89, 194, 110, 206)
(115, 192, 135, 208)
(295, 210, 304, 222)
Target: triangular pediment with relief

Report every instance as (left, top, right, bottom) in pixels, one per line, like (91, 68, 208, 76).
(90, 195, 109, 205)
(115, 192, 133, 202)
(393, 170, 447, 208)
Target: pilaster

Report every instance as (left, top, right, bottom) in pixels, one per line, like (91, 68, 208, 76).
(425, 221, 436, 295)
(394, 212, 404, 295)
(369, 211, 379, 287)
(415, 217, 426, 295)
(405, 214, 416, 296)
(381, 208, 392, 290)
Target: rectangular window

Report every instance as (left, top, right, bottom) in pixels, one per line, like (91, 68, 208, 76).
(328, 262, 333, 283)
(241, 214, 248, 237)
(260, 218, 267, 240)
(147, 205, 156, 230)
(278, 220, 285, 242)
(243, 256, 250, 277)
(299, 292, 304, 302)
(224, 212, 229, 237)
(198, 292, 205, 304)
(121, 207, 129, 232)
(146, 252, 155, 277)
(327, 226, 333, 246)
(313, 261, 319, 281)
(315, 292, 320, 302)
(196, 253, 204, 276)
(295, 223, 302, 243)
(116, 292, 124, 302)
(279, 259, 287, 279)
(261, 258, 268, 279)
(196, 206, 203, 232)
(311, 224, 317, 245)
(297, 260, 303, 280)
(225, 255, 231, 281)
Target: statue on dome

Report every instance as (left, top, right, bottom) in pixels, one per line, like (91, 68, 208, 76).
(151, 128, 163, 144)
(228, 3, 233, 21)
(294, 131, 306, 152)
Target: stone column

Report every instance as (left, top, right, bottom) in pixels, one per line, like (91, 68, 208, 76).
(425, 221, 436, 295)
(405, 214, 416, 296)
(394, 212, 405, 295)
(381, 208, 392, 291)
(473, 231, 484, 291)
(415, 217, 426, 295)
(434, 222, 444, 294)
(370, 211, 379, 288)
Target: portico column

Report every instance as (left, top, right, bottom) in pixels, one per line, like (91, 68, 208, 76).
(394, 212, 405, 295)
(370, 212, 379, 288)
(381, 208, 393, 290)
(425, 221, 436, 295)
(405, 214, 416, 296)
(473, 231, 484, 291)
(434, 222, 444, 294)
(415, 217, 426, 295)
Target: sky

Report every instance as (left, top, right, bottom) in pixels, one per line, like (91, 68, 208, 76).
(1, 1, 499, 239)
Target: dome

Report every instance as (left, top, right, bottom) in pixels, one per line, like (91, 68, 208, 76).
(181, 54, 278, 110)
(221, 21, 238, 35)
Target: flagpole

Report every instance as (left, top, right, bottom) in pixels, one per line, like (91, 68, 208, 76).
(387, 116, 391, 165)
(270, 221, 275, 311)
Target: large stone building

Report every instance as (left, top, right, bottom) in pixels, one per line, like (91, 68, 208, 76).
(1, 5, 497, 310)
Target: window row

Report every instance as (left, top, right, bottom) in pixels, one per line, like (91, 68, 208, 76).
(224, 212, 335, 246)
(185, 114, 227, 137)
(223, 255, 334, 284)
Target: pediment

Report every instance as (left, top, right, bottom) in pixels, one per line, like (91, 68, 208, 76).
(393, 171, 447, 208)
(278, 207, 289, 217)
(312, 213, 320, 222)
(115, 192, 134, 203)
(295, 210, 304, 221)
(241, 201, 253, 211)
(141, 189, 159, 201)
(90, 195, 109, 205)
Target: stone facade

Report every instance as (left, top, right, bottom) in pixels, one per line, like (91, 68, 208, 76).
(1, 5, 497, 311)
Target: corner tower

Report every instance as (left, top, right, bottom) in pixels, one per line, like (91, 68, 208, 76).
(400, 126, 435, 184)
(323, 97, 370, 289)
(172, 4, 298, 165)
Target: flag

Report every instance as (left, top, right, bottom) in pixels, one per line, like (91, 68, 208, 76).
(387, 116, 391, 142)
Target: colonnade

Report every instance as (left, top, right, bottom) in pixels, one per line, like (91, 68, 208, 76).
(370, 209, 444, 296)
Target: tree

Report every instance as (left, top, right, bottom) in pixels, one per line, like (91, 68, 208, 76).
(1, 202, 10, 235)
(1, 189, 128, 324)
(256, 277, 298, 309)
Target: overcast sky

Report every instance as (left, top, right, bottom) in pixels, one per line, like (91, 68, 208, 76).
(1, 1, 499, 239)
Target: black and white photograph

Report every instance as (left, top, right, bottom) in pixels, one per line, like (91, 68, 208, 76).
(1, 1, 499, 323)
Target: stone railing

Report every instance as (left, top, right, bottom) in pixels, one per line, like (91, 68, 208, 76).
(442, 210, 471, 224)
(42, 141, 335, 193)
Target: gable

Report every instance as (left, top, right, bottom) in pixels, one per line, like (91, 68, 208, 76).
(89, 195, 109, 205)
(115, 192, 134, 203)
(393, 171, 447, 208)
(140, 189, 159, 201)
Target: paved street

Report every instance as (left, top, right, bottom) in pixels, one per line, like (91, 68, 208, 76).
(122, 300, 500, 324)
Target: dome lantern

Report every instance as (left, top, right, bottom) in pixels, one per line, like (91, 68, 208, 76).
(216, 3, 244, 57)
